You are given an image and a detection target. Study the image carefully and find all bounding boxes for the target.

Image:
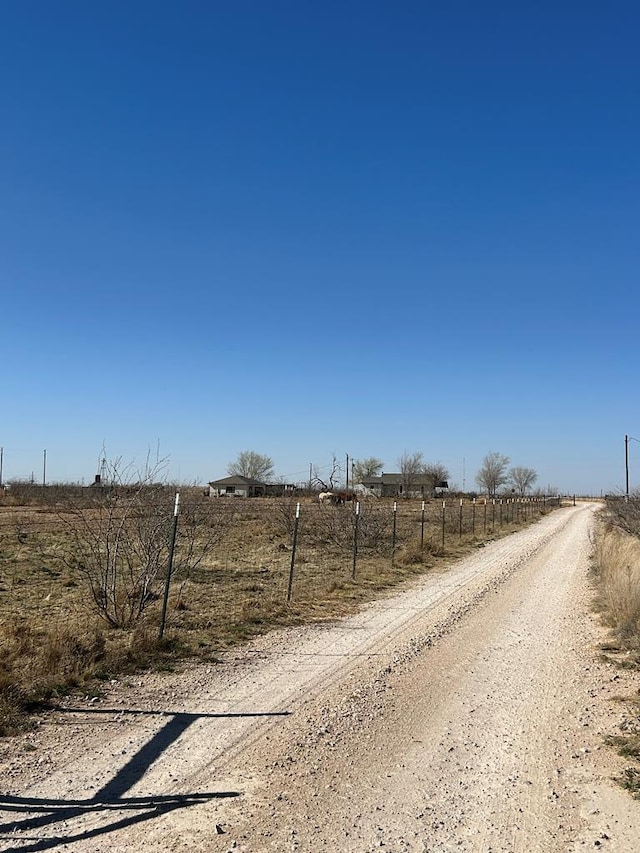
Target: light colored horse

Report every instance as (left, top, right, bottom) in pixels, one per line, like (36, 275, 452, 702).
(318, 492, 334, 503)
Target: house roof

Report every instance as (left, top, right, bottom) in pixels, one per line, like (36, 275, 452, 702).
(381, 474, 405, 484)
(209, 475, 265, 486)
(359, 473, 448, 487)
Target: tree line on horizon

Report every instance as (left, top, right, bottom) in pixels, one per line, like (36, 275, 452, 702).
(227, 450, 541, 497)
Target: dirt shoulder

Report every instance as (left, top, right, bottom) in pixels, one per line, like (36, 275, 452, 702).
(1, 503, 639, 852)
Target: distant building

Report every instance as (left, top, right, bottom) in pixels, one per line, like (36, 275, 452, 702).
(357, 473, 449, 499)
(208, 475, 266, 498)
(207, 476, 297, 498)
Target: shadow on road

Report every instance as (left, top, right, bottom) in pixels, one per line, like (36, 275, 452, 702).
(0, 707, 290, 851)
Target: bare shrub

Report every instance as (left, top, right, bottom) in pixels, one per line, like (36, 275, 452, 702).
(606, 493, 640, 538)
(5, 481, 87, 507)
(355, 505, 393, 550)
(300, 503, 393, 550)
(59, 459, 230, 628)
(306, 504, 356, 548)
(272, 493, 302, 538)
(172, 492, 234, 579)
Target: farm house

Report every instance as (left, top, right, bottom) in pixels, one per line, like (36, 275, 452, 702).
(207, 475, 266, 498)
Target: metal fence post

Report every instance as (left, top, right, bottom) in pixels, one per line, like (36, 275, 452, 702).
(286, 502, 301, 601)
(351, 501, 360, 579)
(391, 501, 397, 565)
(159, 492, 180, 640)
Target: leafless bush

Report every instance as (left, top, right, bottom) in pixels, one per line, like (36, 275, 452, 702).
(299, 503, 393, 550)
(355, 505, 393, 549)
(59, 459, 231, 628)
(12, 515, 30, 545)
(272, 493, 302, 538)
(606, 492, 640, 538)
(304, 504, 357, 548)
(172, 492, 234, 575)
(5, 481, 87, 507)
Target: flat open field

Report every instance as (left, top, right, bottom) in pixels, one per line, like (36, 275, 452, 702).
(0, 492, 556, 654)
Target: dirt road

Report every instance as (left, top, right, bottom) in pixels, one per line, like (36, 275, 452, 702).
(1, 502, 639, 852)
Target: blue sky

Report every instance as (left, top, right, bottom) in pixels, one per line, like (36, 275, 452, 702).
(1, 1, 638, 494)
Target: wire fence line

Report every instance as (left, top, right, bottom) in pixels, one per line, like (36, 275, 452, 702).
(0, 495, 560, 559)
(0, 494, 562, 632)
(260, 495, 558, 592)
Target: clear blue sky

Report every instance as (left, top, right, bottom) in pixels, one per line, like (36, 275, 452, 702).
(1, 1, 638, 495)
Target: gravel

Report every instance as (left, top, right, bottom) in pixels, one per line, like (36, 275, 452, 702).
(1, 502, 639, 852)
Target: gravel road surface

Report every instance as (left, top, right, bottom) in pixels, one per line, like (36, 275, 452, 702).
(1, 502, 639, 852)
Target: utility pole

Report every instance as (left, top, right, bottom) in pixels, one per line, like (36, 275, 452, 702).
(42, 449, 47, 487)
(624, 435, 640, 500)
(0, 447, 3, 488)
(626, 434, 630, 500)
(346, 454, 349, 490)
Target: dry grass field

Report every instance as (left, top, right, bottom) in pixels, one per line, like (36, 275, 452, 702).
(592, 496, 640, 796)
(0, 489, 556, 733)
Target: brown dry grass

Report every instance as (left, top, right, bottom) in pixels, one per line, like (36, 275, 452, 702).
(0, 493, 556, 733)
(593, 500, 640, 796)
(592, 515, 640, 653)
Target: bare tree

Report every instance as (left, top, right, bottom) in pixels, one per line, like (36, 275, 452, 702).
(476, 452, 510, 497)
(423, 462, 450, 496)
(60, 457, 230, 628)
(398, 451, 424, 497)
(352, 457, 384, 483)
(228, 450, 274, 481)
(311, 454, 341, 491)
(509, 466, 538, 495)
